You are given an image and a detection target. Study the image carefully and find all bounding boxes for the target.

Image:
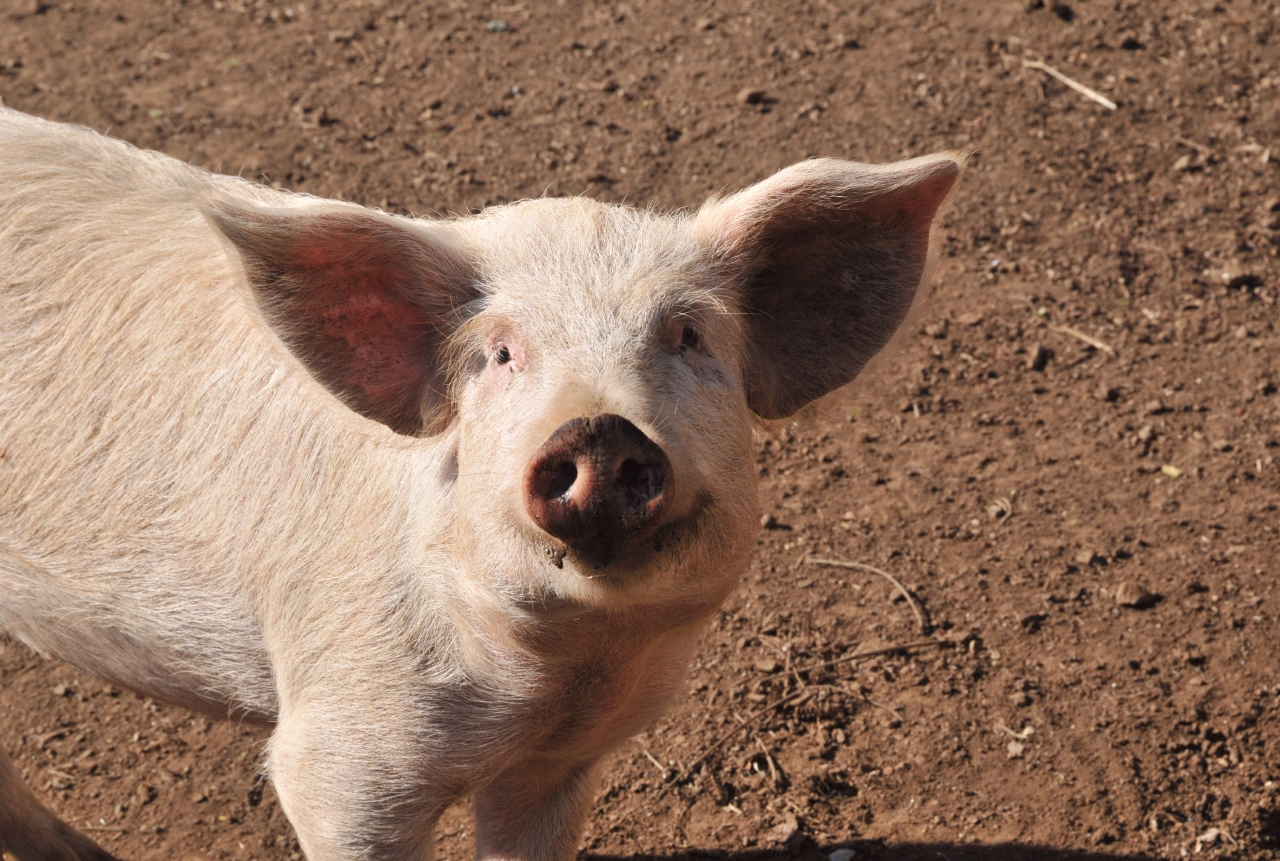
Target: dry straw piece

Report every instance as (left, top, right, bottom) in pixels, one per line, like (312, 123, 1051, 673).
(1050, 325, 1116, 355)
(1023, 59, 1118, 110)
(805, 556, 929, 633)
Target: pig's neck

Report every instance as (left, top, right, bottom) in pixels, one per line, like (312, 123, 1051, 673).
(449, 591, 715, 760)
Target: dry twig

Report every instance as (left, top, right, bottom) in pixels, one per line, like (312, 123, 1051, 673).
(707, 637, 947, 717)
(666, 638, 947, 793)
(1176, 136, 1212, 155)
(675, 634, 947, 777)
(746, 639, 948, 703)
(754, 737, 780, 785)
(787, 638, 946, 677)
(639, 746, 666, 775)
(1049, 325, 1116, 355)
(805, 557, 930, 633)
(661, 688, 810, 795)
(33, 729, 67, 749)
(1022, 59, 1117, 110)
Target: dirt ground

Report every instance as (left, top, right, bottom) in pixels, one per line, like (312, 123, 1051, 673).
(2, 1, 1279, 859)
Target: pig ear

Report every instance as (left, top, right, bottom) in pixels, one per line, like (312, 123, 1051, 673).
(205, 202, 478, 436)
(694, 154, 963, 420)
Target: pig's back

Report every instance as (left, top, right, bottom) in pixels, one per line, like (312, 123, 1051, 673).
(0, 109, 428, 720)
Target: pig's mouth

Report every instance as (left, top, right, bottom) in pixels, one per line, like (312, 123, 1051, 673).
(537, 490, 714, 579)
(536, 517, 667, 574)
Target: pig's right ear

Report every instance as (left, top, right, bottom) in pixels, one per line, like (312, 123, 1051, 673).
(693, 154, 962, 420)
(204, 202, 478, 436)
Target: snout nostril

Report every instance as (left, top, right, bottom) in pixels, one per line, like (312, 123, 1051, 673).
(618, 458, 666, 507)
(524, 415, 672, 567)
(535, 461, 578, 500)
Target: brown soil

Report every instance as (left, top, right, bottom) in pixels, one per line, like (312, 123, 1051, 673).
(2, 1, 1279, 860)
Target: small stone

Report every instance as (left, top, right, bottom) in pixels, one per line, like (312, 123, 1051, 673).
(766, 812, 801, 845)
(760, 513, 777, 529)
(52, 683, 69, 697)
(1115, 581, 1158, 609)
(1027, 344, 1051, 371)
(829, 850, 856, 861)
(1172, 154, 1192, 172)
(956, 311, 984, 326)
(1095, 384, 1120, 402)
(1075, 549, 1099, 566)
(1010, 691, 1032, 707)
(695, 17, 714, 30)
(1228, 273, 1264, 291)
(1006, 740, 1026, 758)
(755, 659, 782, 674)
(1194, 828, 1224, 852)
(485, 19, 508, 33)
(191, 791, 208, 803)
(1144, 399, 1168, 415)
(924, 320, 949, 338)
(737, 87, 766, 105)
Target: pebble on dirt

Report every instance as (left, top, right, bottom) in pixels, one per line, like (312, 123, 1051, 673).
(1075, 549, 1099, 566)
(736, 87, 767, 105)
(766, 812, 801, 845)
(1115, 581, 1158, 609)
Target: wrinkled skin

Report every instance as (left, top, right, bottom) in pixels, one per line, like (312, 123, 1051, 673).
(0, 106, 961, 861)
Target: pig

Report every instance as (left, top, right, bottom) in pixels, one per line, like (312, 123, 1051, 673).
(0, 105, 961, 861)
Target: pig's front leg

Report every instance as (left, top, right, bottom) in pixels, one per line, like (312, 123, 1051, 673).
(473, 760, 601, 861)
(267, 708, 453, 861)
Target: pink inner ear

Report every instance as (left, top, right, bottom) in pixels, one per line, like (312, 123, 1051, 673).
(320, 281, 430, 408)
(285, 243, 435, 429)
(208, 202, 471, 435)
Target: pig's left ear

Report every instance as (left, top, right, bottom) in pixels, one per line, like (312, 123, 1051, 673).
(693, 154, 963, 420)
(205, 201, 478, 436)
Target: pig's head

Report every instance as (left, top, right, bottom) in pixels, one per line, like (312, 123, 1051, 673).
(207, 154, 961, 613)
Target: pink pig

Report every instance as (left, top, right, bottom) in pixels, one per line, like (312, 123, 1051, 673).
(0, 106, 961, 861)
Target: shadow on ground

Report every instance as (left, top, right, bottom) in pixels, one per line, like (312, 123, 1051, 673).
(587, 843, 1157, 861)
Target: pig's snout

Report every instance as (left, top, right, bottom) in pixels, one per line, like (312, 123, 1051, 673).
(524, 414, 671, 570)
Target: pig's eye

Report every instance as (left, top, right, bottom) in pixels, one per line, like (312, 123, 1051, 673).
(679, 324, 701, 354)
(494, 345, 512, 365)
